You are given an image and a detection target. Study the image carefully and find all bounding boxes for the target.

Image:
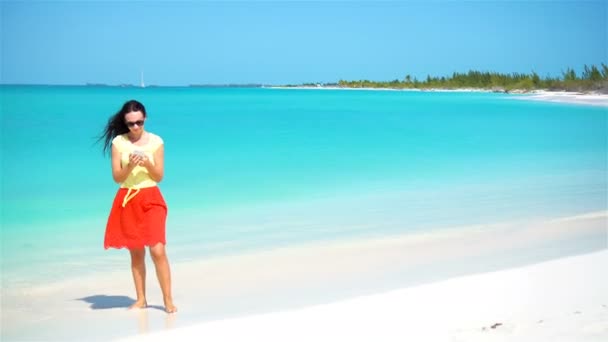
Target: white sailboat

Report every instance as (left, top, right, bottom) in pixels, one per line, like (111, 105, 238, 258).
(140, 70, 145, 88)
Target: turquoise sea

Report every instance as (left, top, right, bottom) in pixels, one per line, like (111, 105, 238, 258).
(1, 86, 607, 290)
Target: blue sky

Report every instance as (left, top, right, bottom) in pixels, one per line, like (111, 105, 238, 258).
(1, 0, 606, 86)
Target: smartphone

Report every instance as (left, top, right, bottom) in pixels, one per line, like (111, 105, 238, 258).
(132, 150, 146, 158)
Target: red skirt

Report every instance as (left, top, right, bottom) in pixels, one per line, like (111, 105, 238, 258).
(104, 186, 168, 250)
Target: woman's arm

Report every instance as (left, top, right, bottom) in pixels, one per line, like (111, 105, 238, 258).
(111, 144, 139, 183)
(141, 144, 164, 183)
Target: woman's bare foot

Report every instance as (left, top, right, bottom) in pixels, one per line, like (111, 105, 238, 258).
(164, 297, 177, 313)
(129, 299, 147, 309)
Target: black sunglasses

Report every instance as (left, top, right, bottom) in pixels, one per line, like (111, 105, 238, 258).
(126, 120, 145, 128)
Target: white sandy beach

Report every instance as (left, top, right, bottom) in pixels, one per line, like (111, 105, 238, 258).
(120, 249, 608, 342)
(271, 86, 608, 107)
(4, 211, 605, 341)
(516, 90, 608, 107)
(119, 212, 608, 342)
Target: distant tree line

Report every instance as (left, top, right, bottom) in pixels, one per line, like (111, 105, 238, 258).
(332, 64, 608, 93)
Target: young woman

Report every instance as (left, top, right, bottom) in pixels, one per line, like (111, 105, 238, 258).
(99, 99, 177, 313)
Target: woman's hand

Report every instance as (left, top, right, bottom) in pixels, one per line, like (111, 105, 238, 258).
(139, 156, 153, 168)
(128, 153, 145, 168)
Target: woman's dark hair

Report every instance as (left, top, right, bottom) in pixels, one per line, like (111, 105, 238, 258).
(98, 99, 147, 155)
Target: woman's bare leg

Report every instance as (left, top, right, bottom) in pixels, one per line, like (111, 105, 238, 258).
(129, 248, 147, 309)
(150, 243, 177, 313)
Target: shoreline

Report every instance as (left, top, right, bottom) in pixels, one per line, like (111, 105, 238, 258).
(268, 86, 608, 106)
(512, 90, 608, 107)
(2, 211, 606, 341)
(121, 249, 608, 342)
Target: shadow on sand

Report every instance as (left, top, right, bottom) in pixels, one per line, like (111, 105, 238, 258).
(77, 295, 165, 311)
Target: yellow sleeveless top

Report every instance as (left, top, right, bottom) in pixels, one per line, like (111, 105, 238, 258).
(112, 132, 164, 189)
